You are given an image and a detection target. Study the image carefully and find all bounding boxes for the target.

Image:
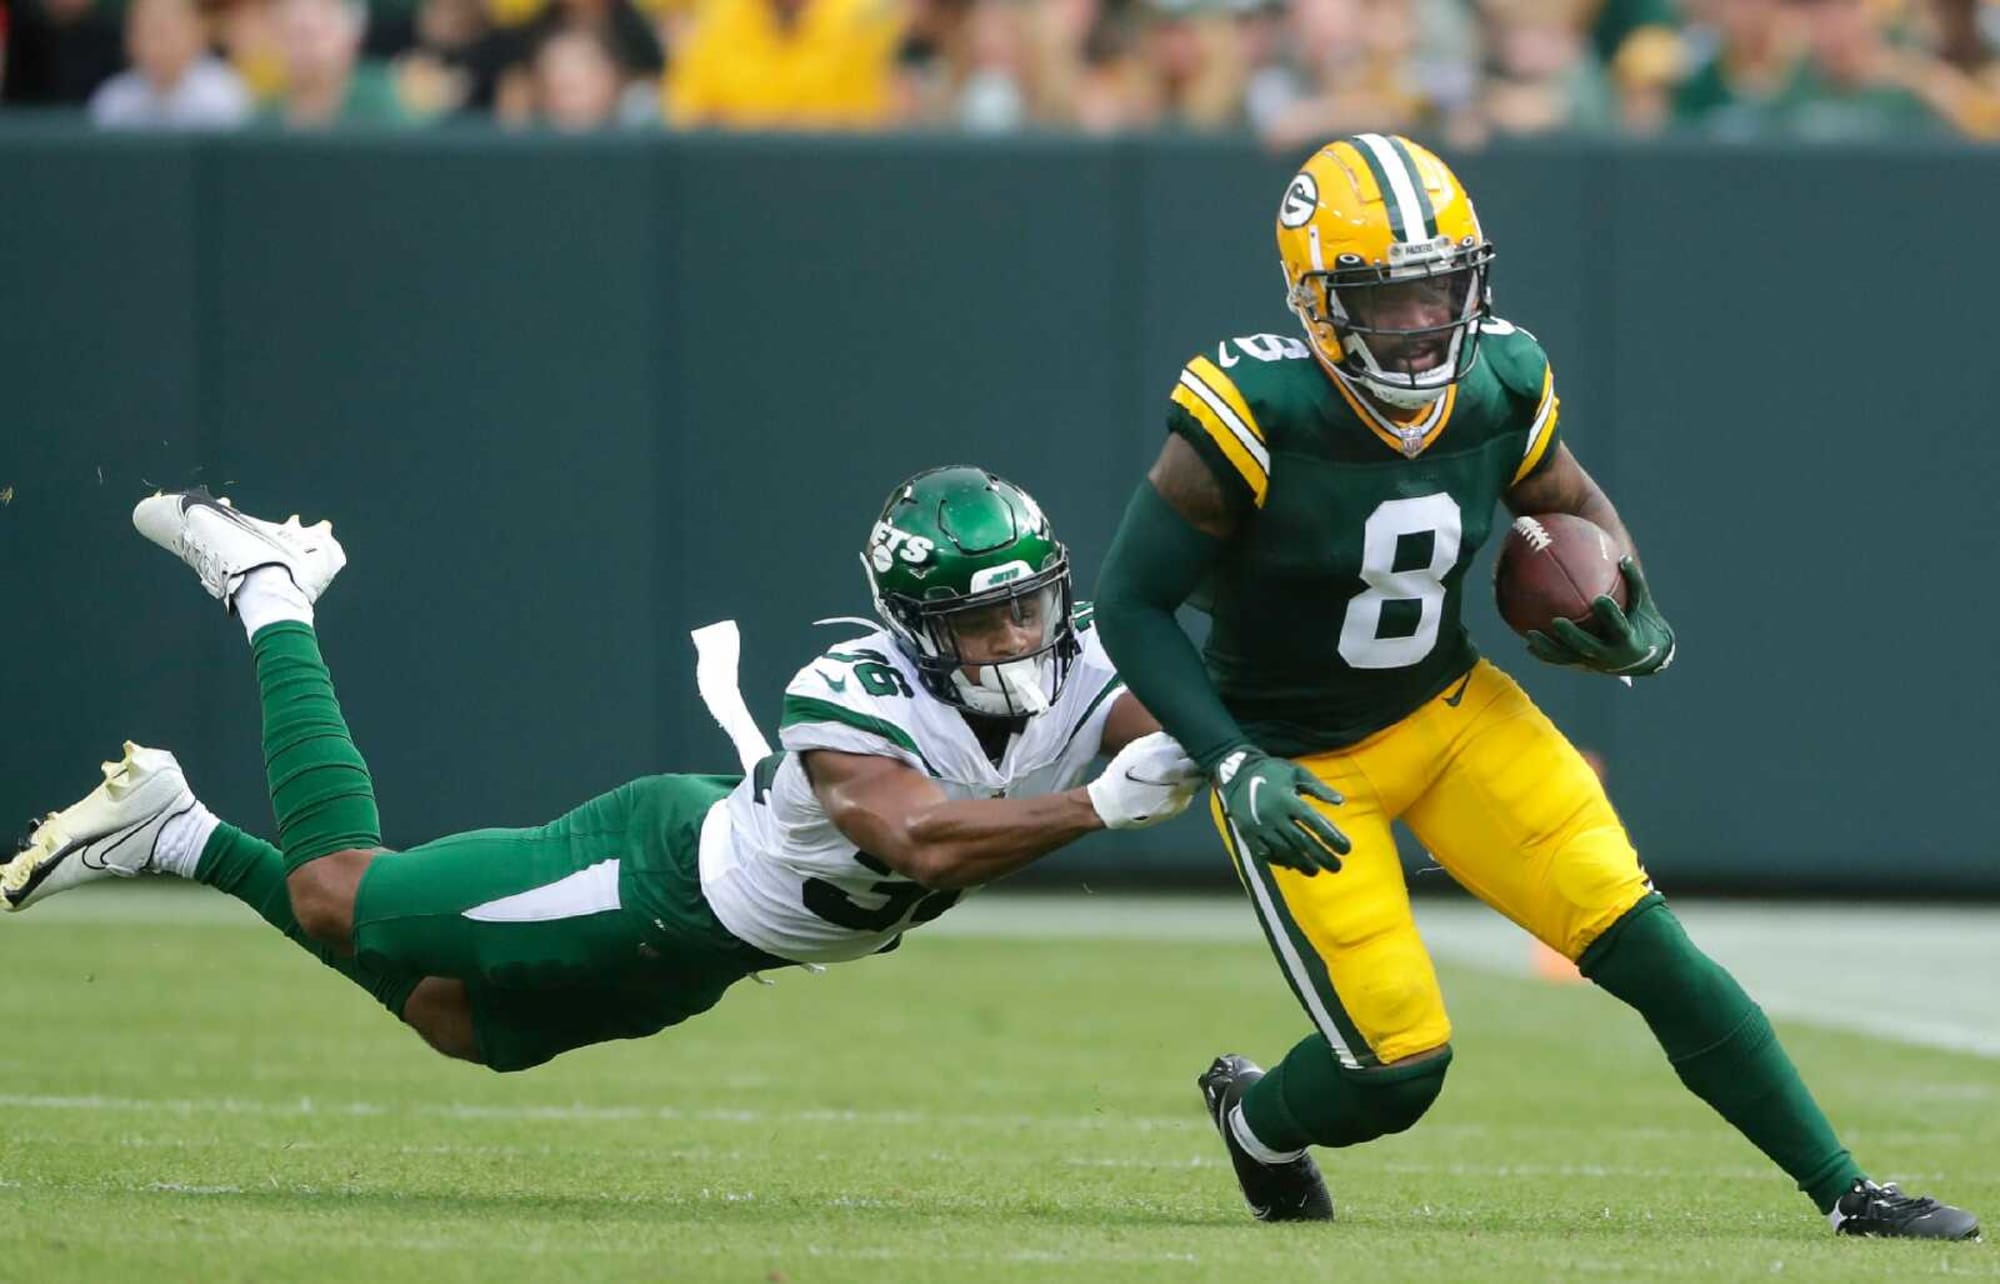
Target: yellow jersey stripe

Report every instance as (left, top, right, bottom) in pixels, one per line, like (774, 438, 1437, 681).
(1511, 366, 1560, 484)
(1172, 382, 1270, 504)
(1184, 356, 1265, 442)
(1409, 385, 1456, 454)
(1176, 370, 1270, 471)
(1327, 370, 1374, 429)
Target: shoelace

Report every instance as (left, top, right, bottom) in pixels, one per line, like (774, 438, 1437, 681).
(188, 544, 232, 591)
(1862, 1182, 1939, 1217)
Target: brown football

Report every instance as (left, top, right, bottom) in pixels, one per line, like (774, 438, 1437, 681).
(1494, 512, 1627, 637)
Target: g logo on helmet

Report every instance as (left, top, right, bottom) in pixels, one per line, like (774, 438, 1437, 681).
(1279, 173, 1319, 229)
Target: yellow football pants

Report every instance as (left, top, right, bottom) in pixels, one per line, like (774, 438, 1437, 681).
(1212, 659, 1652, 1069)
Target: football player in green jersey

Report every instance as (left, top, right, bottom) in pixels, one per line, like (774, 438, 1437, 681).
(4, 469, 1202, 1074)
(1095, 133, 1977, 1239)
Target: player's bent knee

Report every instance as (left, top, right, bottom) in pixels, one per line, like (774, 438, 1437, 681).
(1353, 1048, 1452, 1139)
(1286, 1042, 1453, 1147)
(286, 848, 375, 946)
(401, 977, 485, 1066)
(289, 892, 348, 946)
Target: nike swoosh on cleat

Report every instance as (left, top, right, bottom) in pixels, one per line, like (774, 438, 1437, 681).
(77, 813, 160, 869)
(1443, 672, 1474, 707)
(182, 490, 313, 555)
(95, 799, 192, 871)
(179, 488, 239, 524)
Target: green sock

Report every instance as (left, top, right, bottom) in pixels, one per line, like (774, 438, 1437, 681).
(251, 621, 381, 872)
(194, 821, 420, 1017)
(1581, 898, 1864, 1213)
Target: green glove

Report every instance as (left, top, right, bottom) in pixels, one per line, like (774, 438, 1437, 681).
(1525, 557, 1676, 677)
(1212, 748, 1349, 876)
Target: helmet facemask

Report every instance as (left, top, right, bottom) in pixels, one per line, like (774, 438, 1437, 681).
(1291, 241, 1494, 410)
(870, 559, 1078, 719)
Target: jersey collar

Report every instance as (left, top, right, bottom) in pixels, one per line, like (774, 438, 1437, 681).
(1327, 366, 1458, 459)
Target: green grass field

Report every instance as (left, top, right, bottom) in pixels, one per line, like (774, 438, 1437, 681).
(0, 888, 1993, 1282)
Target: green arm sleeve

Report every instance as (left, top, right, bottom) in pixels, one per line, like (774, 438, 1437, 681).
(1094, 480, 1252, 773)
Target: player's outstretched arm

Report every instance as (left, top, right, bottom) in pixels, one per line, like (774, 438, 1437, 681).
(1505, 444, 1676, 677)
(804, 738, 1200, 891)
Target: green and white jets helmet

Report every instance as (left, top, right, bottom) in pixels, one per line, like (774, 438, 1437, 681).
(862, 466, 1079, 719)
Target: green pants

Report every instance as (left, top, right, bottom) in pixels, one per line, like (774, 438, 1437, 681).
(353, 772, 788, 1071)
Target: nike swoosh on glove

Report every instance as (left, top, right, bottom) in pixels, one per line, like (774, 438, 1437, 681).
(1086, 731, 1204, 830)
(1212, 747, 1347, 875)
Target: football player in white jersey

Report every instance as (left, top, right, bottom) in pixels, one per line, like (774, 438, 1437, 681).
(4, 468, 1202, 1073)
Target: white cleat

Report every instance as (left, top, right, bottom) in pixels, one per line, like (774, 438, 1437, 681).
(132, 487, 345, 610)
(3, 743, 196, 912)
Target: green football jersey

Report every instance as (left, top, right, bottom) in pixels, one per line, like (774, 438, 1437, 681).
(1164, 320, 1562, 755)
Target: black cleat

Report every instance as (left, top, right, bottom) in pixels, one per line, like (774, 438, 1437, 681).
(1197, 1054, 1333, 1223)
(1831, 1178, 1980, 1240)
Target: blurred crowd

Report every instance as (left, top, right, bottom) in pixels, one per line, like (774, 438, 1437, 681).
(2, 0, 1995, 140)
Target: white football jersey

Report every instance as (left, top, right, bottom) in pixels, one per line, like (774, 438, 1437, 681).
(698, 618, 1125, 964)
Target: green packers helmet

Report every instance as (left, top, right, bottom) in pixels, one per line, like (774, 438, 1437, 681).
(862, 466, 1078, 718)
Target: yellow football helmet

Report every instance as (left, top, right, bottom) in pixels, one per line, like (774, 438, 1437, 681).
(1276, 134, 1495, 410)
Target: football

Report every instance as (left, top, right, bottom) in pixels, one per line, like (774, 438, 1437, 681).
(1494, 512, 1627, 637)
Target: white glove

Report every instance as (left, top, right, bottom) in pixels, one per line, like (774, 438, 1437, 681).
(1086, 731, 1204, 830)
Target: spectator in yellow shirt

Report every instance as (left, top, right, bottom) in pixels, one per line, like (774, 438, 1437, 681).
(665, 0, 906, 129)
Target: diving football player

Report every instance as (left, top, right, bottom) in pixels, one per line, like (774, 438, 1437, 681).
(5, 467, 1200, 1072)
(1094, 133, 1978, 1240)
